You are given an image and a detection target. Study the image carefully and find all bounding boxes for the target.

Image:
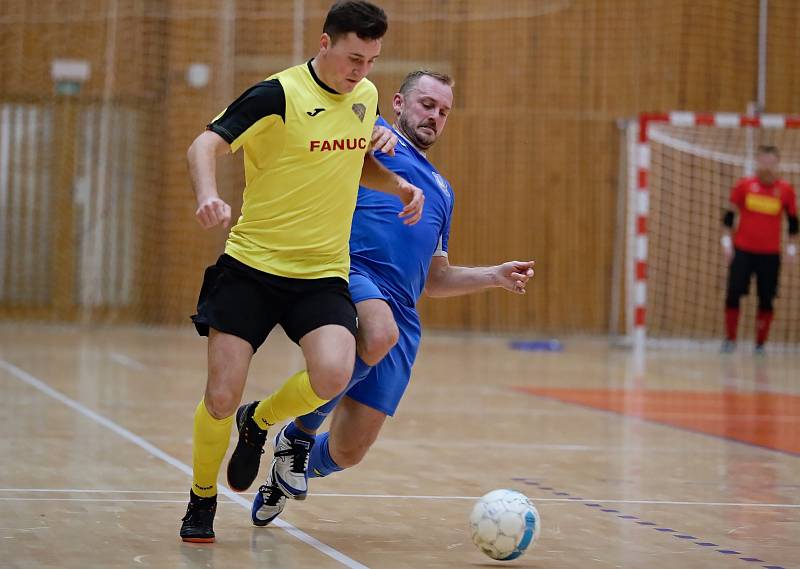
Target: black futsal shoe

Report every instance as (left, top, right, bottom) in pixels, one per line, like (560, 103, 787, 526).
(180, 490, 217, 543)
(226, 400, 269, 492)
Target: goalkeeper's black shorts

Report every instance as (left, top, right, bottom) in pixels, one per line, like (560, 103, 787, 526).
(726, 248, 780, 300)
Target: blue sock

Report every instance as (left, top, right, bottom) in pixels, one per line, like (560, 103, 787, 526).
(297, 356, 373, 431)
(284, 420, 315, 442)
(350, 355, 373, 385)
(307, 432, 343, 478)
(297, 396, 342, 432)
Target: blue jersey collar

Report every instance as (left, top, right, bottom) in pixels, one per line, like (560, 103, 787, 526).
(390, 122, 428, 158)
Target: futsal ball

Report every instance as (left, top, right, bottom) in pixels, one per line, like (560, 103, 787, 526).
(469, 489, 541, 561)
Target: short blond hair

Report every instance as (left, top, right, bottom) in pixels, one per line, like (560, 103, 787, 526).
(398, 70, 454, 95)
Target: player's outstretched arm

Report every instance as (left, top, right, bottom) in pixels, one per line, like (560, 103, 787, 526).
(360, 154, 424, 225)
(425, 256, 535, 298)
(187, 130, 233, 229)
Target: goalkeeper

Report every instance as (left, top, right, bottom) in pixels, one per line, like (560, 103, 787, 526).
(721, 145, 798, 353)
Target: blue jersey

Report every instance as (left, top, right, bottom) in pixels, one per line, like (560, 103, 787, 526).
(349, 117, 454, 307)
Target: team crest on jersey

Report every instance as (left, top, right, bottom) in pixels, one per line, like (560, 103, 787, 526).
(432, 172, 450, 197)
(352, 103, 366, 122)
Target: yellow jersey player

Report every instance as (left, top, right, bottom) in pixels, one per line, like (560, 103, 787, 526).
(180, 1, 424, 543)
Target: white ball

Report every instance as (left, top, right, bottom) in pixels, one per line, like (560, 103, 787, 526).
(469, 489, 541, 561)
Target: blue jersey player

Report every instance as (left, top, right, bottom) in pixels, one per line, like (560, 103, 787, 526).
(248, 70, 535, 524)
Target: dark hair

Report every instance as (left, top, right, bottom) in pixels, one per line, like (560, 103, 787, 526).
(757, 144, 780, 158)
(399, 70, 455, 95)
(323, 1, 388, 43)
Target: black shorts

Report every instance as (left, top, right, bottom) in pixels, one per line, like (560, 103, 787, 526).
(726, 248, 781, 300)
(191, 254, 357, 352)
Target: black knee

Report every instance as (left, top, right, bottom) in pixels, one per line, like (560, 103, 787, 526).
(758, 297, 774, 312)
(725, 296, 741, 309)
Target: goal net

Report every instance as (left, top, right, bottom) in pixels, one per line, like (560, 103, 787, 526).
(628, 113, 800, 349)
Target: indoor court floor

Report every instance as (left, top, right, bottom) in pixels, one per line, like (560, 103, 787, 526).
(1, 323, 798, 569)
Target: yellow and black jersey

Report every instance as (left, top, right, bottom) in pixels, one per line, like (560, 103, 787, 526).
(208, 60, 379, 280)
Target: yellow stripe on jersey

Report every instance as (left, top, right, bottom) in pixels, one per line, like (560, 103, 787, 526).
(221, 62, 378, 280)
(745, 193, 782, 216)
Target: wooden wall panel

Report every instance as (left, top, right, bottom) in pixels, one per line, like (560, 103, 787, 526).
(1, 0, 796, 332)
(767, 0, 800, 113)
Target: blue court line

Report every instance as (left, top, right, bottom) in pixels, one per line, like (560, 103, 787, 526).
(512, 477, 787, 569)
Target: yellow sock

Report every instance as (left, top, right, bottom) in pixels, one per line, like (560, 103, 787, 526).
(192, 399, 234, 498)
(253, 370, 329, 430)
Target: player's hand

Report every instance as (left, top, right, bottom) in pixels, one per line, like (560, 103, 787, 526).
(371, 125, 397, 156)
(195, 196, 231, 229)
(494, 261, 535, 294)
(721, 234, 734, 263)
(398, 182, 424, 225)
(786, 242, 798, 263)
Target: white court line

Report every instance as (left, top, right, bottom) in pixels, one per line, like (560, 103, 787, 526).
(0, 359, 368, 569)
(1, 488, 798, 509)
(303, 495, 800, 509)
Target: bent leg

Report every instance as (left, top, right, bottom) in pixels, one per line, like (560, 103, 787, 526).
(328, 396, 388, 468)
(193, 329, 253, 497)
(253, 325, 354, 431)
(296, 296, 396, 433)
(308, 396, 388, 478)
(356, 298, 398, 365)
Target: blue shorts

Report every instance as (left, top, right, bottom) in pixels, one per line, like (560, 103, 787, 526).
(346, 270, 421, 416)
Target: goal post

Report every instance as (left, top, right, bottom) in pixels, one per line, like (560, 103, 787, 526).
(628, 112, 800, 351)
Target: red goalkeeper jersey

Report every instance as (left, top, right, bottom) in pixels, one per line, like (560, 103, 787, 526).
(731, 176, 797, 254)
